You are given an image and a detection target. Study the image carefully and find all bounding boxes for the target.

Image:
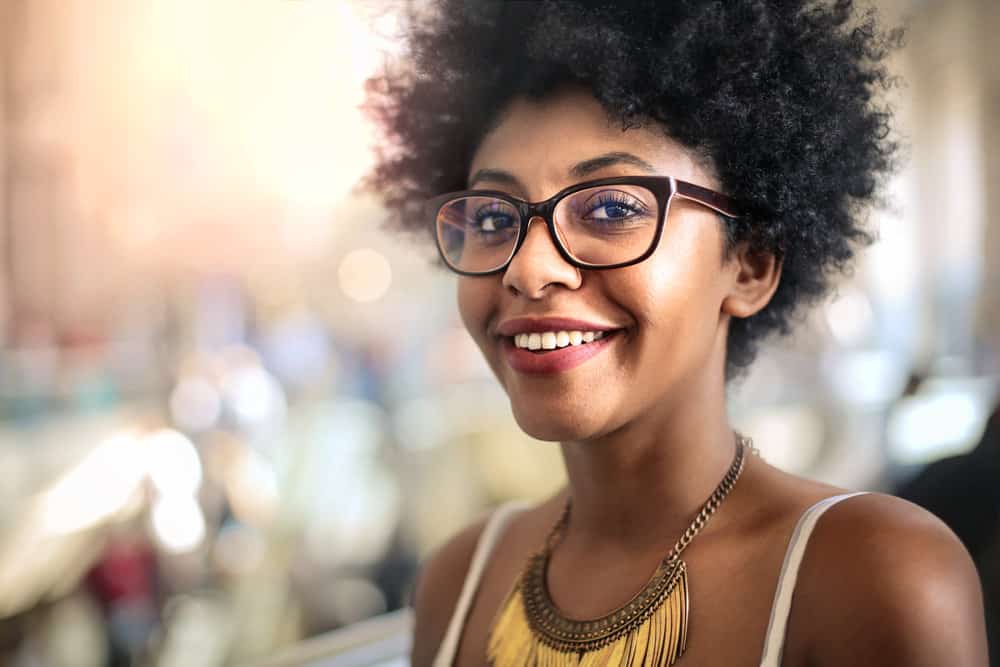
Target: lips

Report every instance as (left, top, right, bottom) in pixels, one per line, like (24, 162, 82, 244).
(497, 317, 623, 374)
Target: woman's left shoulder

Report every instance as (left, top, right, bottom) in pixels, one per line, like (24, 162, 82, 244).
(810, 490, 972, 558)
(792, 491, 989, 665)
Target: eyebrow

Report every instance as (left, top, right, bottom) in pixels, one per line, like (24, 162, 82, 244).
(468, 151, 658, 191)
(467, 168, 527, 192)
(568, 152, 658, 178)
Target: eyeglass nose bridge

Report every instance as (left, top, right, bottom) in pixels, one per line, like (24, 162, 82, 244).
(507, 206, 579, 270)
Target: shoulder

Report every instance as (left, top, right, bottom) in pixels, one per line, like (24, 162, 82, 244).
(409, 512, 491, 667)
(792, 492, 988, 666)
(409, 498, 546, 667)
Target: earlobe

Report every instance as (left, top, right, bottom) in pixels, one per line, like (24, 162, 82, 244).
(721, 245, 782, 319)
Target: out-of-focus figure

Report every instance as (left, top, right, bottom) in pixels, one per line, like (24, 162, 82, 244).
(897, 401, 1000, 664)
(85, 525, 160, 666)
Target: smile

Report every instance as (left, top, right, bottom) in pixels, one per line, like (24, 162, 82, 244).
(501, 329, 620, 374)
(512, 330, 606, 352)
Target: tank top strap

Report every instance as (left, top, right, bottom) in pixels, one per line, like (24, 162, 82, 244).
(432, 499, 531, 667)
(758, 491, 869, 667)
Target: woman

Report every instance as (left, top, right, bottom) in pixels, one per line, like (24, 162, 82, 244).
(366, 1, 989, 665)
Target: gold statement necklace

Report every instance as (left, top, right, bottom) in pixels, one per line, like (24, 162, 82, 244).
(487, 434, 752, 666)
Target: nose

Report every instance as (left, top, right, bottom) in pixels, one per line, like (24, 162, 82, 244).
(502, 216, 582, 297)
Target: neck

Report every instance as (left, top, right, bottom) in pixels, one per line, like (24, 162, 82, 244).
(557, 330, 736, 551)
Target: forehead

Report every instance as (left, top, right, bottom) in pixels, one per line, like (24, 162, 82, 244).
(468, 88, 715, 198)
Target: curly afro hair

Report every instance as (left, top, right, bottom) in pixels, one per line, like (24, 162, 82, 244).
(364, 0, 901, 379)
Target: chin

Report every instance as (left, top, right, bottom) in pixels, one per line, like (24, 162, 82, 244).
(508, 398, 611, 443)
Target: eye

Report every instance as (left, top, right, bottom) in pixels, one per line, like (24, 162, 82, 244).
(583, 191, 648, 223)
(589, 201, 634, 220)
(472, 204, 517, 233)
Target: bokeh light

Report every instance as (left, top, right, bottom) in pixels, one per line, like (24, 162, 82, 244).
(338, 249, 393, 303)
(145, 429, 203, 498)
(151, 496, 207, 555)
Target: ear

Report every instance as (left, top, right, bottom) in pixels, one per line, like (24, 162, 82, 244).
(721, 243, 782, 318)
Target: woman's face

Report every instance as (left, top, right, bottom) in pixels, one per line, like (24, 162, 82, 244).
(458, 88, 742, 442)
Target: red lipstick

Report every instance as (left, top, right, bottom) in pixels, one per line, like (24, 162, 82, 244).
(502, 335, 616, 374)
(495, 317, 624, 375)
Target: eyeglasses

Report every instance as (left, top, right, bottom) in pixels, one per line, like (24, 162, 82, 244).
(428, 176, 743, 276)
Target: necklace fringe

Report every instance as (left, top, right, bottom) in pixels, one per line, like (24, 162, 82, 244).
(487, 435, 750, 666)
(487, 562, 689, 666)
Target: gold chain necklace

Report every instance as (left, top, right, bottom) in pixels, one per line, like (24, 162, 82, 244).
(487, 433, 752, 666)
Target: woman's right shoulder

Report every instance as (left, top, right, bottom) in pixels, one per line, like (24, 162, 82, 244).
(409, 496, 563, 667)
(409, 512, 493, 666)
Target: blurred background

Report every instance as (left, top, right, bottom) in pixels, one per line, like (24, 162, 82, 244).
(0, 0, 997, 665)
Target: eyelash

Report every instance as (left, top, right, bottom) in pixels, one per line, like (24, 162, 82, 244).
(587, 192, 648, 219)
(473, 205, 515, 229)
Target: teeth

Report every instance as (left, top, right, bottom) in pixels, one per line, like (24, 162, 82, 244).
(512, 330, 612, 350)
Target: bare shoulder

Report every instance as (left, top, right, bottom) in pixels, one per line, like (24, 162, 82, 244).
(409, 513, 492, 667)
(408, 496, 559, 667)
(793, 492, 988, 666)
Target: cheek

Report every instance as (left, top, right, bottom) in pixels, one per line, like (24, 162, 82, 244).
(456, 278, 495, 346)
(623, 236, 728, 345)
(457, 277, 510, 389)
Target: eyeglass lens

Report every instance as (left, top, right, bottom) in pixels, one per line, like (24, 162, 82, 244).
(436, 184, 661, 273)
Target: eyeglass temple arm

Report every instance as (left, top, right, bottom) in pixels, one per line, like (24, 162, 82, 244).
(673, 179, 742, 218)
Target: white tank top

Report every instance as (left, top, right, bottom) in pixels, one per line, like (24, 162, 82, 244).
(432, 492, 868, 667)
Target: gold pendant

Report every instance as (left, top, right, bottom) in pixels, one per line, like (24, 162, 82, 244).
(487, 554, 690, 666)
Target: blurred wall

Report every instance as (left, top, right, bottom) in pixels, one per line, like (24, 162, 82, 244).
(899, 0, 1000, 367)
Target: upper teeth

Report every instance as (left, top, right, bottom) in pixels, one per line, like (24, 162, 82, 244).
(513, 330, 606, 350)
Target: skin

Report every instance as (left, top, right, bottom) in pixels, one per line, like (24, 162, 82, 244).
(410, 88, 989, 666)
